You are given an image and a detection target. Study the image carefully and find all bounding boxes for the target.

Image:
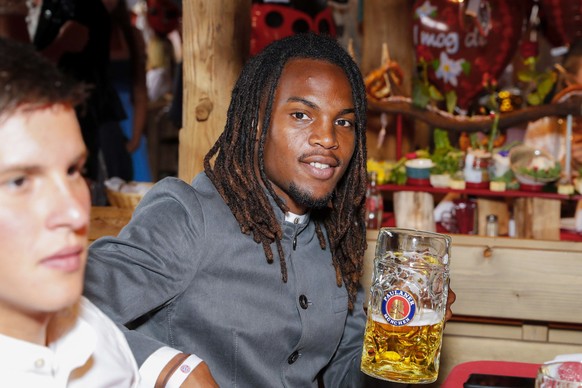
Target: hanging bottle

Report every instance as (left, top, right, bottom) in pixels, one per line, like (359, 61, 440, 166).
(365, 171, 384, 229)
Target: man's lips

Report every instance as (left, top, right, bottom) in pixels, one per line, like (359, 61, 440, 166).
(300, 154, 340, 168)
(301, 154, 340, 180)
(40, 245, 84, 272)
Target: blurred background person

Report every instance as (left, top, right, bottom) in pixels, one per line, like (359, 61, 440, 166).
(27, 0, 132, 203)
(0, 0, 30, 42)
(103, 0, 152, 182)
(140, 0, 180, 102)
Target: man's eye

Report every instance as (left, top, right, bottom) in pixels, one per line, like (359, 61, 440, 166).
(336, 119, 353, 128)
(67, 159, 85, 177)
(5, 176, 27, 190)
(67, 164, 82, 177)
(291, 112, 309, 120)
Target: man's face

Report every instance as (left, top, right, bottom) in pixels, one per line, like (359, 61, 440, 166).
(0, 105, 90, 337)
(262, 58, 357, 214)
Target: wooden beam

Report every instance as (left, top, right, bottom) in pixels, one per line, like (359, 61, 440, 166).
(368, 95, 582, 133)
(179, 0, 251, 183)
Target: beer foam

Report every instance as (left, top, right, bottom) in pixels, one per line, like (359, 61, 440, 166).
(410, 309, 443, 326)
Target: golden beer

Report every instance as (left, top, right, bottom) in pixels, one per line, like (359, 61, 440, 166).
(361, 310, 444, 383)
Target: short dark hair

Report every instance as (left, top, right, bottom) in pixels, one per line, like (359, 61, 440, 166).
(0, 37, 87, 121)
(205, 33, 368, 308)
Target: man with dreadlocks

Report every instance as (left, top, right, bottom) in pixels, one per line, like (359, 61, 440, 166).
(84, 32, 455, 387)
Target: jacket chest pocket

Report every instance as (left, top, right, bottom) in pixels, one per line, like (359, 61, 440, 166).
(332, 294, 348, 314)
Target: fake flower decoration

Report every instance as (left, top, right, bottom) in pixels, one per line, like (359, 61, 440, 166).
(435, 52, 464, 87)
(412, 0, 526, 110)
(415, 0, 437, 19)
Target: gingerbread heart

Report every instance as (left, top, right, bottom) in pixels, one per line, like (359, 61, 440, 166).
(412, 0, 527, 109)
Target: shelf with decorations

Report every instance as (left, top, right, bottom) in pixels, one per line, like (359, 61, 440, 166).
(373, 184, 582, 242)
(365, 90, 582, 239)
(362, 33, 582, 241)
(377, 183, 576, 201)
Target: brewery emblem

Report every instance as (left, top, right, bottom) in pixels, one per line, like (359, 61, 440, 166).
(381, 289, 416, 326)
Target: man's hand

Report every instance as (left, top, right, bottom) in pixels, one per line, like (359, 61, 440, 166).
(57, 21, 89, 52)
(444, 286, 456, 322)
(180, 362, 219, 388)
(41, 20, 89, 61)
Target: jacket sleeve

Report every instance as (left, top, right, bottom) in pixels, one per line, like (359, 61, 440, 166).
(83, 177, 207, 366)
(321, 284, 408, 388)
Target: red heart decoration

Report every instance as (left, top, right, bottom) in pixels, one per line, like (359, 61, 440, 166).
(538, 0, 582, 47)
(412, 0, 527, 110)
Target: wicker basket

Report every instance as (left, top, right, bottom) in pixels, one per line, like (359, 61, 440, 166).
(106, 182, 154, 210)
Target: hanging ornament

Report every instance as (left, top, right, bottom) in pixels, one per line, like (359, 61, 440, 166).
(250, 0, 336, 56)
(411, 0, 527, 110)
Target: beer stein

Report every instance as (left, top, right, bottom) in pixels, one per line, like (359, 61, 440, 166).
(361, 228, 451, 384)
(536, 361, 582, 387)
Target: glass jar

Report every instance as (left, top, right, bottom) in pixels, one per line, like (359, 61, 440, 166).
(486, 214, 499, 237)
(464, 150, 491, 189)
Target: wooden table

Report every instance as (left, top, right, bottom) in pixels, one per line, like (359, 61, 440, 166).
(89, 206, 133, 242)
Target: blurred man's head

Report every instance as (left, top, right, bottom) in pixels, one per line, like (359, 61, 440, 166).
(0, 38, 87, 123)
(0, 38, 90, 344)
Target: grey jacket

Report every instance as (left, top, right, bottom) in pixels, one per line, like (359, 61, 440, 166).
(84, 174, 371, 387)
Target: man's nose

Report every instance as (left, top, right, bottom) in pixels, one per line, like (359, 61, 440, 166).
(309, 120, 339, 149)
(46, 177, 90, 232)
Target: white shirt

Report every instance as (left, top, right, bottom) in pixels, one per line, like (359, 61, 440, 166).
(0, 297, 140, 387)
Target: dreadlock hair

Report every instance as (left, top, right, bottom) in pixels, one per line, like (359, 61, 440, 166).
(204, 32, 368, 309)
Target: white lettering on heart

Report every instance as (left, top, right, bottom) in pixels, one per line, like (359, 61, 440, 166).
(464, 27, 488, 48)
(413, 24, 459, 55)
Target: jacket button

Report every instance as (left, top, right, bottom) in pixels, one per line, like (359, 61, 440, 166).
(299, 295, 308, 309)
(288, 351, 299, 364)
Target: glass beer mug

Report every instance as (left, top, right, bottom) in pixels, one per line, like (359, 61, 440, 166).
(361, 228, 451, 384)
(536, 361, 582, 387)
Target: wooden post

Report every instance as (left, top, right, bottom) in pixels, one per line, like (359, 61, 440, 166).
(361, 0, 413, 91)
(179, 0, 251, 183)
(393, 191, 436, 232)
(514, 197, 561, 240)
(361, 0, 422, 160)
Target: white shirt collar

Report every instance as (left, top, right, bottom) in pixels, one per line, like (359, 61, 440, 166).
(0, 303, 96, 382)
(0, 297, 139, 387)
(285, 211, 309, 224)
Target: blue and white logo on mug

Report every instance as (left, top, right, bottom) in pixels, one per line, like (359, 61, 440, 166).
(381, 289, 416, 326)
